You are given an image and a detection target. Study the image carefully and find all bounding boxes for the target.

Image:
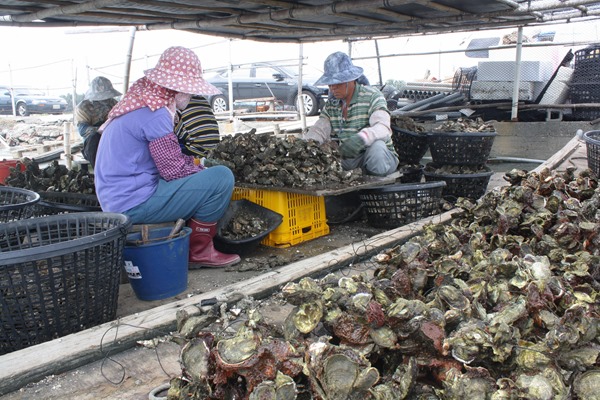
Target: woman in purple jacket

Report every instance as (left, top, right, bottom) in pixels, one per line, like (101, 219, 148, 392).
(95, 46, 239, 269)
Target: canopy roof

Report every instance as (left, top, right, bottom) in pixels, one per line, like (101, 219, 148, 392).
(2, 0, 600, 42)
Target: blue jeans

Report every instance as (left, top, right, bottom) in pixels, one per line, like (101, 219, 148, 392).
(124, 166, 234, 224)
(342, 140, 399, 176)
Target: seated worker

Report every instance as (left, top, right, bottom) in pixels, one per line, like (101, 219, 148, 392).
(175, 94, 221, 158)
(303, 52, 399, 176)
(95, 46, 240, 268)
(75, 76, 121, 168)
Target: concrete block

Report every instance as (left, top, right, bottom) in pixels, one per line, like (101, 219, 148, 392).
(470, 81, 534, 101)
(477, 61, 554, 82)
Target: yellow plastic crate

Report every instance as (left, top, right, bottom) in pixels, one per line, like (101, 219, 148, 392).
(232, 187, 329, 248)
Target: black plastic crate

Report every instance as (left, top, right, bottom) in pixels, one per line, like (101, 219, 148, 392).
(583, 130, 600, 178)
(0, 187, 40, 223)
(0, 212, 131, 354)
(31, 191, 102, 217)
(214, 199, 283, 255)
(569, 82, 600, 103)
(427, 131, 496, 165)
(358, 181, 446, 229)
(423, 164, 493, 201)
(573, 108, 600, 121)
(391, 126, 429, 165)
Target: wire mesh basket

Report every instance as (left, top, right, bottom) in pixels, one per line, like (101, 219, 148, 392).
(583, 130, 600, 178)
(0, 187, 40, 223)
(31, 191, 102, 217)
(391, 126, 429, 165)
(427, 131, 496, 165)
(0, 212, 131, 355)
(358, 181, 446, 229)
(423, 164, 493, 202)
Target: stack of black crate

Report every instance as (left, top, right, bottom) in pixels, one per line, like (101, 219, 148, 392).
(570, 44, 600, 121)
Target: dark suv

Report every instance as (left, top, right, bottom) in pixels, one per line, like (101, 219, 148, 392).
(0, 86, 68, 117)
(205, 62, 328, 116)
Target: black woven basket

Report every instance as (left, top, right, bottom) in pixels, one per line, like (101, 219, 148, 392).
(398, 164, 424, 183)
(391, 126, 429, 165)
(0, 212, 131, 355)
(583, 130, 600, 178)
(32, 191, 102, 217)
(358, 181, 446, 229)
(423, 164, 493, 201)
(427, 131, 496, 165)
(0, 187, 40, 223)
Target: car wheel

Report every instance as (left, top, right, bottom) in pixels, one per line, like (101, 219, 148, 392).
(297, 90, 319, 116)
(16, 102, 28, 117)
(211, 95, 228, 113)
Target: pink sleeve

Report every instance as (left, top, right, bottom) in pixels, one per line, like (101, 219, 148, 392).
(148, 132, 203, 181)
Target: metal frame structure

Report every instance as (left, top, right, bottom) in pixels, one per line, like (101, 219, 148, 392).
(1, 1, 600, 43)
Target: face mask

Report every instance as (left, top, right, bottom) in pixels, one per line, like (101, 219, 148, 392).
(175, 93, 192, 110)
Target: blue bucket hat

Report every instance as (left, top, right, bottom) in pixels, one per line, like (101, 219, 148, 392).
(315, 52, 364, 86)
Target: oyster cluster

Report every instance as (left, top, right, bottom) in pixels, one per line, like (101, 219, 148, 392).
(220, 210, 270, 241)
(5, 159, 95, 194)
(391, 116, 427, 134)
(433, 117, 495, 133)
(209, 132, 363, 188)
(424, 163, 489, 175)
(167, 166, 599, 400)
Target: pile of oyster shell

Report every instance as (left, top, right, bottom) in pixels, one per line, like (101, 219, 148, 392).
(209, 132, 363, 188)
(391, 116, 427, 134)
(4, 159, 95, 194)
(433, 117, 495, 133)
(167, 166, 599, 400)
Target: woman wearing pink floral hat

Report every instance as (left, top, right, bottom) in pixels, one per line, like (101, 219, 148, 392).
(95, 46, 240, 268)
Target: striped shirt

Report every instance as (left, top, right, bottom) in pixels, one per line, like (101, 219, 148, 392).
(174, 95, 220, 157)
(322, 84, 396, 152)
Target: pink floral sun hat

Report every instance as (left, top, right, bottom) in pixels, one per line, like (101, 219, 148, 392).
(144, 46, 222, 96)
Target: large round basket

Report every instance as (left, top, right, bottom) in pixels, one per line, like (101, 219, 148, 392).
(31, 191, 101, 217)
(0, 212, 131, 355)
(427, 131, 496, 165)
(583, 130, 600, 177)
(423, 164, 493, 201)
(391, 126, 429, 165)
(0, 187, 40, 223)
(358, 181, 446, 229)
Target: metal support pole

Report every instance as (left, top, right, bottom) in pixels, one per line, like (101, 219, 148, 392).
(63, 122, 72, 170)
(374, 39, 382, 86)
(8, 63, 16, 116)
(298, 43, 306, 130)
(72, 60, 77, 126)
(511, 26, 524, 121)
(228, 39, 234, 122)
(122, 26, 136, 94)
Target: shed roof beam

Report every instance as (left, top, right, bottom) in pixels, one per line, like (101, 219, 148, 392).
(8, 0, 125, 23)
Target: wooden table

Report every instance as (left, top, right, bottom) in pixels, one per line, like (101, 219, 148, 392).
(235, 171, 401, 196)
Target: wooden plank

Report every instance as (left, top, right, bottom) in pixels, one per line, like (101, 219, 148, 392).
(532, 134, 583, 173)
(0, 209, 454, 396)
(235, 171, 401, 196)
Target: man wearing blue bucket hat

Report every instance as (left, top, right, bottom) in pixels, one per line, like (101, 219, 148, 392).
(303, 52, 399, 176)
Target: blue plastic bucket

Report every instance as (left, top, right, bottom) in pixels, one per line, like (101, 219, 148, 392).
(123, 227, 191, 301)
